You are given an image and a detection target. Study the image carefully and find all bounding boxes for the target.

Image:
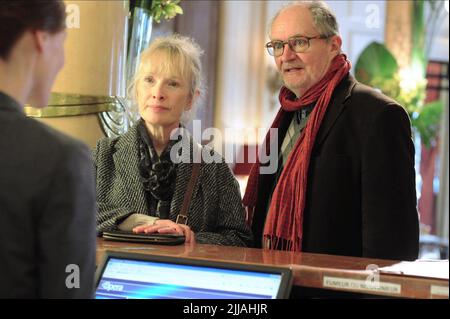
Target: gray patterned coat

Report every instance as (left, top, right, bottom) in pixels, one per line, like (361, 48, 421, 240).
(93, 123, 253, 247)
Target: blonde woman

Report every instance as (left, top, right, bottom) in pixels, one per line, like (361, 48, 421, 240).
(94, 35, 253, 247)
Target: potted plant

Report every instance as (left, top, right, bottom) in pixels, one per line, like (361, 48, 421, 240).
(355, 0, 444, 148)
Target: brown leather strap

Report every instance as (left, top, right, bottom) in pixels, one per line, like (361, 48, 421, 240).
(176, 162, 201, 225)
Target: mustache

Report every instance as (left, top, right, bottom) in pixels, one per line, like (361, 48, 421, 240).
(282, 64, 304, 71)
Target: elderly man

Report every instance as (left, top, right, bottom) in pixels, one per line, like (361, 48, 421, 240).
(244, 1, 419, 261)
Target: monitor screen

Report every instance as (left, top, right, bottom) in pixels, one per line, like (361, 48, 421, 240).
(95, 251, 292, 299)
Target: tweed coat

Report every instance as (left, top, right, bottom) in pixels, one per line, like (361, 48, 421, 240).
(93, 123, 253, 247)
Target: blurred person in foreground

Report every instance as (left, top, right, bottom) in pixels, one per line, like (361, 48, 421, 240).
(0, 0, 96, 298)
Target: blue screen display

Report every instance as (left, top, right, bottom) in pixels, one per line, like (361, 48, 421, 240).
(95, 258, 284, 299)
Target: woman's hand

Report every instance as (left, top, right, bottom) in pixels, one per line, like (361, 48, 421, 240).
(133, 219, 195, 244)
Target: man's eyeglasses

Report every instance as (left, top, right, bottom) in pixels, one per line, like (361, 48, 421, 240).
(265, 35, 329, 57)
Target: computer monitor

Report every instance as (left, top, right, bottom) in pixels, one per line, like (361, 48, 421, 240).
(95, 251, 293, 299)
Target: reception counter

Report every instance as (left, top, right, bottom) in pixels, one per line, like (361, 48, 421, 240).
(97, 238, 448, 299)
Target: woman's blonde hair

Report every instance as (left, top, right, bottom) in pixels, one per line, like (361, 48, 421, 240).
(128, 34, 204, 123)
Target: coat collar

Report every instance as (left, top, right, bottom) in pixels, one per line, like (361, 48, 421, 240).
(113, 121, 203, 219)
(113, 123, 148, 214)
(314, 73, 357, 148)
(0, 91, 24, 114)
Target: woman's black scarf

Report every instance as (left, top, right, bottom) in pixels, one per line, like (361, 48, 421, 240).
(137, 120, 178, 219)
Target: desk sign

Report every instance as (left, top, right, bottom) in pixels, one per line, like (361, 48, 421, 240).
(430, 285, 449, 298)
(323, 276, 401, 295)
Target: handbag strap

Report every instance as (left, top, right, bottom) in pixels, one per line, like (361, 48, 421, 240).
(176, 162, 201, 225)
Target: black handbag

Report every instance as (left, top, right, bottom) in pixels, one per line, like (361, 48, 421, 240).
(102, 162, 201, 245)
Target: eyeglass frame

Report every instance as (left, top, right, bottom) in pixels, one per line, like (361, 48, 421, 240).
(265, 35, 330, 57)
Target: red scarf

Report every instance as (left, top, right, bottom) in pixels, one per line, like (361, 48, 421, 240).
(243, 54, 351, 251)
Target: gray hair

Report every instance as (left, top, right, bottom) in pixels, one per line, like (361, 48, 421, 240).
(128, 34, 204, 123)
(268, 1, 340, 38)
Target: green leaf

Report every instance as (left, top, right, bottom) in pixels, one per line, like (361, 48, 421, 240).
(174, 5, 183, 14)
(147, 0, 183, 23)
(355, 42, 399, 85)
(153, 10, 162, 23)
(412, 100, 443, 148)
(164, 4, 177, 17)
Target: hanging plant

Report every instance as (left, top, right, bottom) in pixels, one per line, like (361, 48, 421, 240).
(131, 0, 183, 23)
(150, 0, 183, 23)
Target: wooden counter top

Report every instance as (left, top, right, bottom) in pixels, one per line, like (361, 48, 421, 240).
(97, 238, 449, 299)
